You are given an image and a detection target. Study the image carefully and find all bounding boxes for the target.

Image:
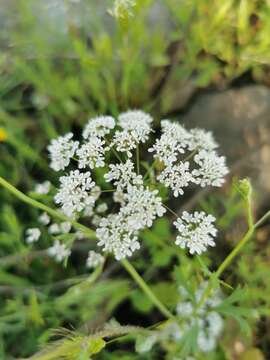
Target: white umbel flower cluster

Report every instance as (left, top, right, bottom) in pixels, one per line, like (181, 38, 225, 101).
(104, 160, 143, 190)
(149, 120, 228, 196)
(97, 185, 165, 260)
(48, 240, 71, 262)
(83, 116, 115, 139)
(28, 110, 228, 264)
(25, 228, 41, 244)
(111, 110, 153, 157)
(54, 170, 95, 217)
(174, 211, 217, 254)
(76, 137, 105, 169)
(137, 283, 223, 355)
(171, 284, 224, 353)
(48, 133, 79, 171)
(34, 181, 51, 195)
(86, 250, 105, 269)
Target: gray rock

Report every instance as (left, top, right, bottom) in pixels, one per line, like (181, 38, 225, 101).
(179, 85, 270, 197)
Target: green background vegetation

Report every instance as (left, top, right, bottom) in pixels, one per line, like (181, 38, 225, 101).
(0, 0, 270, 359)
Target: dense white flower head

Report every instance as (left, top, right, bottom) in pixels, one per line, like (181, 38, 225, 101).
(122, 185, 166, 229)
(86, 250, 105, 269)
(54, 170, 95, 217)
(97, 213, 140, 260)
(111, 110, 153, 157)
(188, 128, 218, 152)
(118, 110, 153, 143)
(104, 160, 143, 190)
(173, 283, 223, 353)
(48, 133, 79, 171)
(48, 240, 71, 262)
(35, 181, 51, 195)
(111, 130, 137, 158)
(76, 136, 105, 169)
(83, 116, 115, 139)
(174, 211, 217, 255)
(96, 185, 165, 259)
(157, 162, 194, 197)
(193, 150, 229, 187)
(25, 228, 41, 244)
(149, 120, 190, 166)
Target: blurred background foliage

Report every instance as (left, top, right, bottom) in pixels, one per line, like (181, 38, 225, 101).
(0, 0, 270, 359)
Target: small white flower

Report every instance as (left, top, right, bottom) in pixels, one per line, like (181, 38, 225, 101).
(92, 214, 102, 227)
(157, 162, 194, 197)
(149, 120, 191, 166)
(25, 228, 41, 244)
(48, 240, 71, 262)
(111, 130, 137, 157)
(104, 160, 143, 190)
(48, 223, 60, 234)
(76, 137, 105, 169)
(75, 231, 85, 240)
(111, 110, 153, 157)
(54, 170, 95, 217)
(122, 185, 166, 229)
(86, 250, 105, 269)
(48, 133, 79, 171)
(97, 213, 140, 260)
(188, 128, 218, 152)
(176, 301, 193, 317)
(118, 110, 153, 143)
(197, 330, 217, 353)
(60, 222, 72, 234)
(96, 203, 108, 214)
(83, 116, 115, 139)
(83, 205, 94, 217)
(34, 181, 51, 194)
(38, 212, 50, 225)
(192, 150, 229, 187)
(174, 211, 217, 255)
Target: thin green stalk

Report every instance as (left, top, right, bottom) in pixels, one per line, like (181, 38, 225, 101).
(197, 207, 270, 309)
(0, 176, 96, 239)
(121, 258, 175, 320)
(0, 176, 175, 320)
(163, 203, 178, 218)
(254, 209, 270, 229)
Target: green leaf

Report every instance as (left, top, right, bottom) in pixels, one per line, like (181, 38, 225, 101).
(88, 338, 106, 355)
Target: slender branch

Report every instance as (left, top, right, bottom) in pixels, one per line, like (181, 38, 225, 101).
(121, 259, 175, 320)
(163, 203, 178, 218)
(254, 209, 270, 229)
(197, 208, 270, 309)
(0, 176, 96, 239)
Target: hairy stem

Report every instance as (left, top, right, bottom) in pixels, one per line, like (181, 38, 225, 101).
(0, 176, 96, 239)
(121, 258, 175, 320)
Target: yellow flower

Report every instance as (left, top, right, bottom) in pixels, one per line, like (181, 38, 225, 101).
(0, 128, 7, 142)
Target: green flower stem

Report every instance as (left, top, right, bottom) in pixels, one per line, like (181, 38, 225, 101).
(0, 176, 96, 239)
(0, 176, 175, 320)
(197, 208, 270, 309)
(121, 258, 175, 320)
